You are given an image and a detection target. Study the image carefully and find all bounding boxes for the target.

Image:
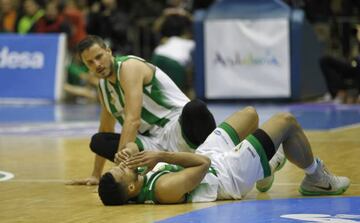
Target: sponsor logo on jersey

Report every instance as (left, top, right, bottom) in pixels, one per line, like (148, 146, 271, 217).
(214, 129, 230, 145)
(246, 147, 256, 158)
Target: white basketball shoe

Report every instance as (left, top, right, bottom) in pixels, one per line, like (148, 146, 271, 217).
(299, 158, 350, 196)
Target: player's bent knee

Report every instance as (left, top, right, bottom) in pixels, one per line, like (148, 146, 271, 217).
(89, 133, 104, 153)
(181, 99, 216, 146)
(243, 106, 259, 123)
(275, 112, 297, 125)
(183, 99, 207, 114)
(252, 129, 276, 161)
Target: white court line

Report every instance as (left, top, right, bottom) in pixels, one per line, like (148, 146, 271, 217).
(0, 121, 98, 132)
(4, 180, 360, 187)
(6, 179, 69, 183)
(329, 123, 360, 133)
(0, 171, 14, 181)
(272, 183, 360, 187)
(0, 121, 122, 137)
(309, 139, 360, 143)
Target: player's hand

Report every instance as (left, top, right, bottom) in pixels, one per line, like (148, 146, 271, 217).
(114, 142, 140, 164)
(125, 151, 160, 174)
(114, 149, 132, 164)
(65, 176, 99, 186)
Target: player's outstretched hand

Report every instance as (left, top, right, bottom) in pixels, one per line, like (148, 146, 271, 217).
(65, 176, 99, 186)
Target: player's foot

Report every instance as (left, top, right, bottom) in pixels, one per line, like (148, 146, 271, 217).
(256, 147, 286, 192)
(299, 158, 350, 196)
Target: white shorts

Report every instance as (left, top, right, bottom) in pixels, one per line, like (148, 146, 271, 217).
(136, 110, 196, 153)
(196, 123, 271, 199)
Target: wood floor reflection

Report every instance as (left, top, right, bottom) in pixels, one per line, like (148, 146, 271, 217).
(0, 127, 359, 223)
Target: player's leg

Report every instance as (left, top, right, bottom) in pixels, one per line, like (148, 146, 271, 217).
(222, 106, 259, 141)
(256, 146, 286, 192)
(260, 112, 314, 168)
(260, 112, 350, 195)
(89, 133, 148, 162)
(180, 99, 216, 147)
(90, 133, 120, 162)
(222, 107, 286, 193)
(195, 106, 259, 157)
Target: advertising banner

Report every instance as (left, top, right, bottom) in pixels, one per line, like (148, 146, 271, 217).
(0, 34, 66, 102)
(204, 19, 290, 99)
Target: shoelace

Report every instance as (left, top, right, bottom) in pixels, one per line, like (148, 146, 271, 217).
(319, 160, 340, 184)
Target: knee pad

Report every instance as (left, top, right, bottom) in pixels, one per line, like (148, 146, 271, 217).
(89, 132, 120, 158)
(180, 99, 216, 146)
(89, 133, 103, 153)
(251, 129, 276, 161)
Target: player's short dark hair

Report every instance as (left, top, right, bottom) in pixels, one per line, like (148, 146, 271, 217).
(98, 172, 129, 206)
(76, 35, 107, 59)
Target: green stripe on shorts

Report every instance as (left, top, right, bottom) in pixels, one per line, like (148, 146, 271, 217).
(219, 122, 240, 146)
(179, 120, 197, 149)
(246, 134, 271, 177)
(135, 137, 144, 151)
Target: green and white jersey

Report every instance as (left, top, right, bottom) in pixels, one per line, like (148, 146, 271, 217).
(98, 55, 189, 135)
(134, 162, 219, 204)
(135, 163, 183, 204)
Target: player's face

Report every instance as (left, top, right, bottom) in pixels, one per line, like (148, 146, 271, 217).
(81, 44, 113, 79)
(109, 163, 138, 185)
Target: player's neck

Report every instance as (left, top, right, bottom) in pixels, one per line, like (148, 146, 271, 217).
(107, 70, 116, 83)
(129, 175, 145, 198)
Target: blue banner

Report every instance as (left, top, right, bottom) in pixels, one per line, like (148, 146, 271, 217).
(0, 34, 65, 101)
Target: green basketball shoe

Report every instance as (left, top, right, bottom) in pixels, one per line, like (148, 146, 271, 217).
(256, 147, 286, 193)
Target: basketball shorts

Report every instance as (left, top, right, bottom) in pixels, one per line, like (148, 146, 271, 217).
(196, 122, 271, 199)
(136, 110, 196, 153)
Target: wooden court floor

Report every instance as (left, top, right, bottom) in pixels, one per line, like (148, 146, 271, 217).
(0, 127, 359, 223)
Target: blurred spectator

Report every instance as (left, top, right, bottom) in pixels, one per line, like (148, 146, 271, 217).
(87, 0, 132, 55)
(0, 0, 20, 32)
(191, 0, 215, 11)
(63, 0, 87, 51)
(17, 0, 44, 34)
(151, 8, 194, 94)
(64, 56, 99, 103)
(74, 0, 90, 16)
(319, 24, 360, 104)
(35, 1, 71, 35)
(129, 0, 164, 20)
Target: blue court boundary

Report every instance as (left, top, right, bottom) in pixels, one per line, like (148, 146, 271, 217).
(157, 196, 360, 223)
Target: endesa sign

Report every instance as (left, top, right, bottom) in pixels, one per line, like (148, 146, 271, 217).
(0, 34, 66, 101)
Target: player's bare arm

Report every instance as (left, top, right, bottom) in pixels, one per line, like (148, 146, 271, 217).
(91, 96, 117, 178)
(66, 93, 116, 186)
(116, 59, 154, 156)
(126, 151, 211, 204)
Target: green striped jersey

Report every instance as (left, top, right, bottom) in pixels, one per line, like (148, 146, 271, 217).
(135, 163, 183, 204)
(134, 163, 218, 204)
(98, 55, 189, 134)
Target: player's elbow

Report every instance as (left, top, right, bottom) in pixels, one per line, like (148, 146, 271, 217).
(202, 156, 211, 170)
(125, 116, 141, 130)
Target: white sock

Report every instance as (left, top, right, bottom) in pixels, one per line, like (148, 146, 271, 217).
(269, 145, 284, 172)
(304, 159, 318, 175)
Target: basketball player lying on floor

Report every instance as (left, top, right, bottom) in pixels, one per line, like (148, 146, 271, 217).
(98, 107, 350, 205)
